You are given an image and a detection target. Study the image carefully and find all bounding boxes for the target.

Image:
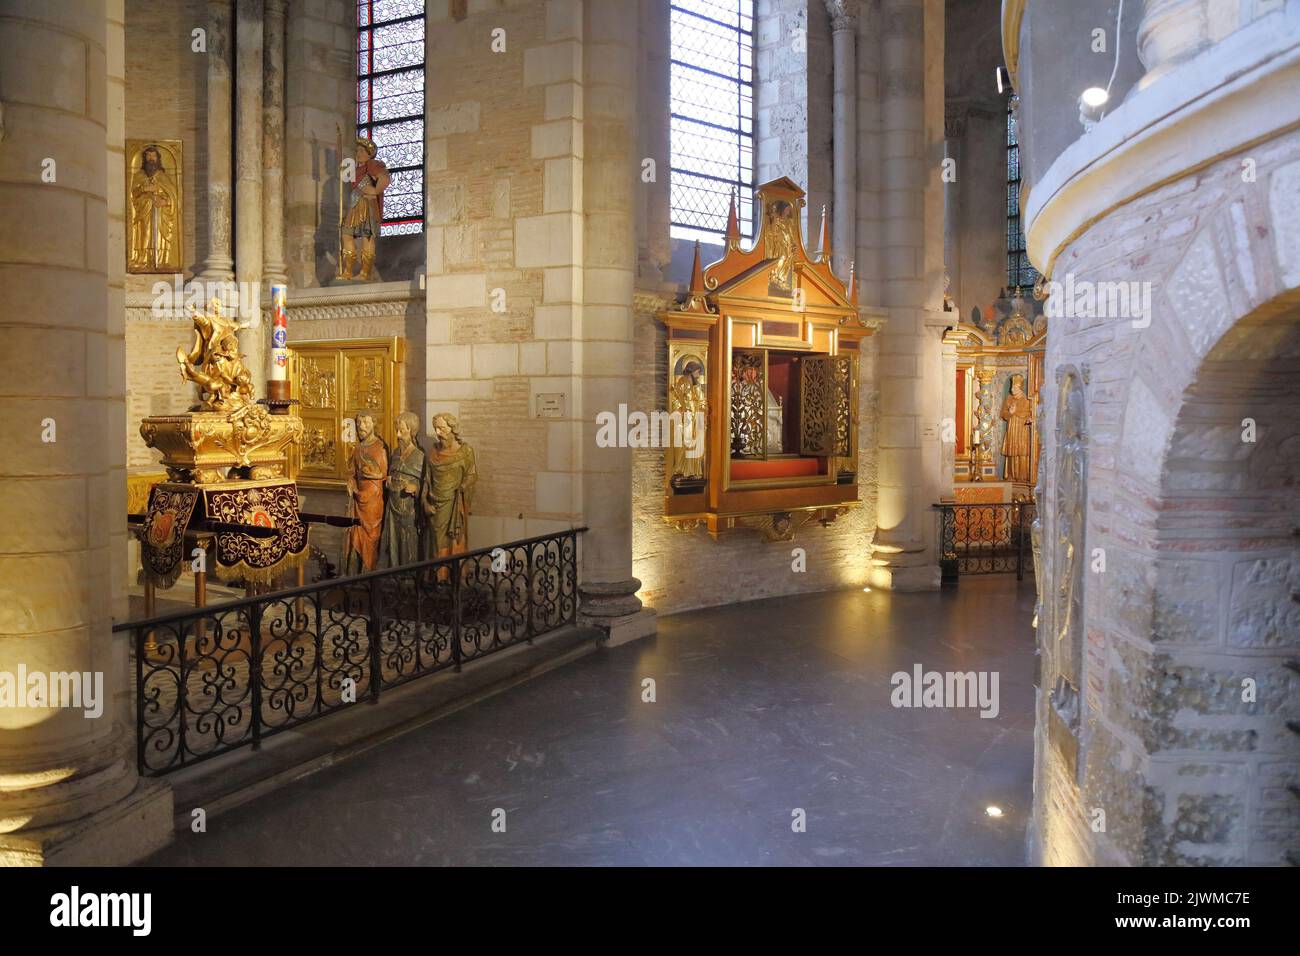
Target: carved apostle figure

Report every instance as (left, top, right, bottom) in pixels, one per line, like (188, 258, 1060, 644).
(421, 413, 477, 560)
(999, 374, 1034, 483)
(344, 410, 388, 574)
(381, 411, 427, 568)
(128, 143, 181, 272)
(339, 136, 391, 281)
(669, 359, 706, 480)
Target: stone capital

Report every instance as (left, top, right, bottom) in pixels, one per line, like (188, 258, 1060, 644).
(824, 0, 861, 32)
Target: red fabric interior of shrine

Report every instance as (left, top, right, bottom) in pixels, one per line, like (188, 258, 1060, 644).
(730, 458, 822, 480)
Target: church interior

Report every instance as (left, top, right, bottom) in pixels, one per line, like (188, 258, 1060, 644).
(0, 0, 1296, 876)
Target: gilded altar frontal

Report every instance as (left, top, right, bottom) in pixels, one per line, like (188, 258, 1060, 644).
(0, 0, 1295, 896)
(125, 138, 183, 274)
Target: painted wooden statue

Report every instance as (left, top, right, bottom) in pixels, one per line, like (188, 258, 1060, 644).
(381, 411, 427, 567)
(1000, 373, 1034, 483)
(344, 410, 388, 573)
(422, 413, 477, 559)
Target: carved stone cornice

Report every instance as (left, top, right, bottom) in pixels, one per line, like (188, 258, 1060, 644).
(824, 0, 861, 32)
(633, 289, 676, 315)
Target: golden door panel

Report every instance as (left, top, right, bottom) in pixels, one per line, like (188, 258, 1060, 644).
(289, 338, 403, 489)
(730, 348, 767, 460)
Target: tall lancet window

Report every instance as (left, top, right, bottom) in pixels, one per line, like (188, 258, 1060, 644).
(357, 0, 425, 236)
(1005, 94, 1037, 290)
(669, 0, 755, 242)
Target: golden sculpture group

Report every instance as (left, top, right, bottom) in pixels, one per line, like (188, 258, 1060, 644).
(140, 299, 302, 484)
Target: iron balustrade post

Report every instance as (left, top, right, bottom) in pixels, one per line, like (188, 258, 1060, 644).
(1016, 504, 1026, 581)
(451, 556, 463, 671)
(134, 626, 145, 775)
(525, 543, 535, 644)
(249, 604, 264, 752)
(368, 574, 384, 703)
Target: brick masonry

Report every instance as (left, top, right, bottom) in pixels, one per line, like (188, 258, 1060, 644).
(1034, 128, 1300, 866)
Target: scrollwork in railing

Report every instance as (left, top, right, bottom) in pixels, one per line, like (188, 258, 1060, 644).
(121, 528, 585, 775)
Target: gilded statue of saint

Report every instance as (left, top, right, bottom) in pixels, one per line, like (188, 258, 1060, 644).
(1000, 374, 1034, 483)
(127, 142, 182, 273)
(380, 411, 427, 568)
(763, 199, 797, 292)
(176, 298, 253, 413)
(340, 136, 391, 281)
(669, 359, 706, 480)
(344, 410, 389, 574)
(422, 413, 477, 560)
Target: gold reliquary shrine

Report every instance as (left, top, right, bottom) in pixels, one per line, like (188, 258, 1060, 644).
(658, 177, 873, 541)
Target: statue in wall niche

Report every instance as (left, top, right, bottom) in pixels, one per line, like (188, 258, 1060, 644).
(422, 413, 477, 561)
(127, 140, 183, 273)
(668, 357, 707, 481)
(344, 410, 389, 574)
(338, 135, 390, 281)
(381, 411, 427, 568)
(763, 199, 797, 292)
(1000, 374, 1034, 483)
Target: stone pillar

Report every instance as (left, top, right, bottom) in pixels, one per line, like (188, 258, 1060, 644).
(867, 0, 941, 591)
(261, 0, 288, 287)
(199, 0, 235, 282)
(236, 0, 266, 395)
(107, 0, 129, 622)
(943, 104, 965, 310)
(0, 0, 172, 865)
(579, 0, 656, 644)
(826, 1, 859, 279)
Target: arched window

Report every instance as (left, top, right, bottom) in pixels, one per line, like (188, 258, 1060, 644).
(670, 0, 755, 242)
(356, 0, 425, 236)
(1006, 94, 1037, 290)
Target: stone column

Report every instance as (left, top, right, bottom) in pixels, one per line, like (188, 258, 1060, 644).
(579, 0, 656, 644)
(826, 1, 859, 279)
(0, 0, 171, 865)
(943, 104, 965, 309)
(262, 0, 288, 287)
(236, 0, 266, 396)
(199, 0, 235, 282)
(867, 0, 941, 591)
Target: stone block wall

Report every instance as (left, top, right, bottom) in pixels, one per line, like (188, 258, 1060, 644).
(1034, 128, 1300, 866)
(421, 0, 591, 552)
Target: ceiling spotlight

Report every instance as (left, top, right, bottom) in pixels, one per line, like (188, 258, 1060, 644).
(1078, 87, 1110, 132)
(995, 66, 1009, 94)
(862, 586, 872, 593)
(985, 805, 1004, 818)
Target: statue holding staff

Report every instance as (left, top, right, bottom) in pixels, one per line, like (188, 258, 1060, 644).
(338, 134, 390, 281)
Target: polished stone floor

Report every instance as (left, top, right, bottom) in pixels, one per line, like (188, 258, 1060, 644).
(146, 576, 1037, 866)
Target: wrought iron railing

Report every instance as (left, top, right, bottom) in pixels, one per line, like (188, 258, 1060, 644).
(935, 502, 1035, 580)
(116, 528, 583, 776)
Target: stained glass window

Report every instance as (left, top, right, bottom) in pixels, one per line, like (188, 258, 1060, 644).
(1006, 94, 1037, 290)
(670, 0, 755, 243)
(357, 0, 425, 236)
